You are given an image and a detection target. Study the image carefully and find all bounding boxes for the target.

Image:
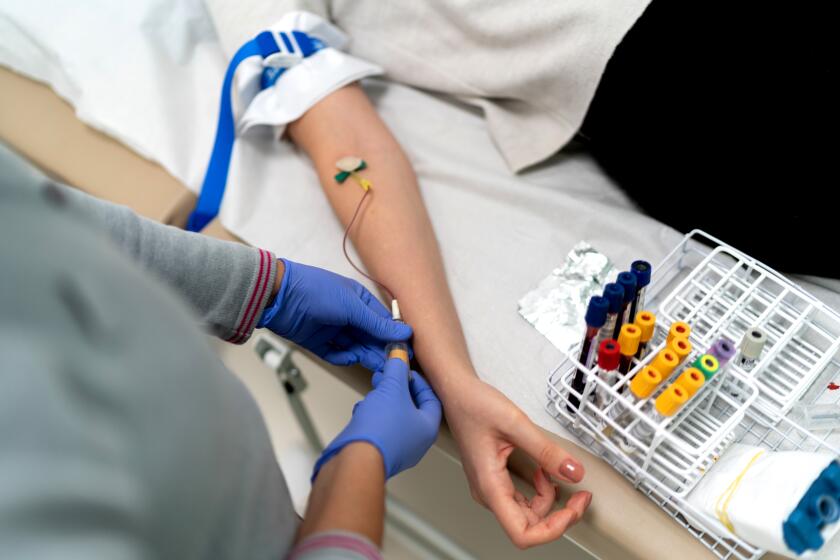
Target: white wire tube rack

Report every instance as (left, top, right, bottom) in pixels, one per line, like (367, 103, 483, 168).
(545, 230, 840, 559)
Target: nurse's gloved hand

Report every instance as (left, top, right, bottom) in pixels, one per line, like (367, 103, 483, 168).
(313, 358, 442, 480)
(259, 259, 412, 371)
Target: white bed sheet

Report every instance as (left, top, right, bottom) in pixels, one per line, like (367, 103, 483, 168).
(2, 1, 838, 441)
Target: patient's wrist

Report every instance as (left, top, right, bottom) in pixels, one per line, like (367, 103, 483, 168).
(432, 364, 480, 404)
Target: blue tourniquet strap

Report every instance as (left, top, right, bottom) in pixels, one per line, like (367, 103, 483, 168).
(187, 31, 323, 232)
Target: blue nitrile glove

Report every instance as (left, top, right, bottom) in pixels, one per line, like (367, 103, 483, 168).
(259, 259, 412, 371)
(313, 358, 442, 480)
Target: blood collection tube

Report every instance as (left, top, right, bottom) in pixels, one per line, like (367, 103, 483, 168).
(595, 339, 621, 408)
(634, 310, 657, 360)
(694, 353, 721, 414)
(617, 324, 642, 390)
(709, 337, 737, 369)
(385, 300, 412, 379)
(599, 283, 625, 348)
(669, 336, 692, 365)
(613, 365, 663, 428)
(675, 367, 705, 397)
(703, 338, 738, 411)
(693, 354, 720, 380)
(738, 328, 767, 372)
(569, 296, 610, 411)
(650, 348, 680, 378)
(613, 272, 638, 340)
(667, 321, 691, 344)
(629, 365, 663, 402)
(386, 342, 410, 364)
(630, 383, 689, 443)
(614, 365, 663, 451)
(629, 260, 652, 324)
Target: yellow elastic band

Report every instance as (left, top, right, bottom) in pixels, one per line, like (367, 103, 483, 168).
(714, 450, 764, 534)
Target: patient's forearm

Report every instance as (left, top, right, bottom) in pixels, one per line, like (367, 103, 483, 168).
(288, 86, 593, 548)
(287, 84, 475, 398)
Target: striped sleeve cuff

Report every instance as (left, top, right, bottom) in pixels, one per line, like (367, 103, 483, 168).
(287, 531, 382, 560)
(225, 248, 277, 344)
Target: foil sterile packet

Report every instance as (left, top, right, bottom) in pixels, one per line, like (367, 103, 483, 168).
(518, 241, 615, 352)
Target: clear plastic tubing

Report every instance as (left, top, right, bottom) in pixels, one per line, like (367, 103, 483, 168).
(793, 403, 840, 431)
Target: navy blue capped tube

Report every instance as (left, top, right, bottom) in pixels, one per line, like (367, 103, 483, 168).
(629, 260, 652, 323)
(613, 272, 637, 340)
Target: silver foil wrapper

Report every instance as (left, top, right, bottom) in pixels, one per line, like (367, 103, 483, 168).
(518, 241, 615, 352)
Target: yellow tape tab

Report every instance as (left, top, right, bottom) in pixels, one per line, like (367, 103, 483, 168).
(714, 450, 765, 534)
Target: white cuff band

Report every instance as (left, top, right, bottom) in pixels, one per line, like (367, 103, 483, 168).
(232, 11, 383, 137)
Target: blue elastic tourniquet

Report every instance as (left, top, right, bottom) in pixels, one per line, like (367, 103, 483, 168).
(187, 31, 323, 232)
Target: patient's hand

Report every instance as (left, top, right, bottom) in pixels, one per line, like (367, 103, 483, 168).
(445, 378, 592, 549)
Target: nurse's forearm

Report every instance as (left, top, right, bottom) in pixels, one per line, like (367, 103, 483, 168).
(287, 84, 476, 398)
(296, 442, 385, 545)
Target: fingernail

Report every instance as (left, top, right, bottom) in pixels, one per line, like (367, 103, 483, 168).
(583, 491, 593, 509)
(559, 459, 584, 483)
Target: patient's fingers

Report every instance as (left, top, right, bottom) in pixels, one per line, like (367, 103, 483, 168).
(510, 418, 585, 484)
(486, 475, 589, 549)
(529, 467, 557, 518)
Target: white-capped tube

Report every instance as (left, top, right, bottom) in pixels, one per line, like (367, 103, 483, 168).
(738, 328, 767, 372)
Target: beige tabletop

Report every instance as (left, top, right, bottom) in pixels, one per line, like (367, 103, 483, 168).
(2, 65, 769, 560)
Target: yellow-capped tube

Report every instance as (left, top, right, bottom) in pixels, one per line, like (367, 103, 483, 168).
(655, 384, 689, 417)
(667, 322, 691, 344)
(669, 336, 693, 365)
(676, 367, 705, 397)
(650, 348, 680, 378)
(617, 324, 642, 383)
(634, 311, 657, 359)
(626, 383, 690, 450)
(629, 366, 663, 400)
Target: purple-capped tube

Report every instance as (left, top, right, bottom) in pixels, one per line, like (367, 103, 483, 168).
(709, 338, 737, 369)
